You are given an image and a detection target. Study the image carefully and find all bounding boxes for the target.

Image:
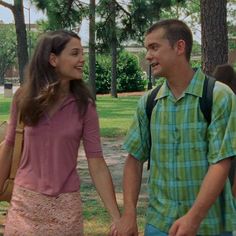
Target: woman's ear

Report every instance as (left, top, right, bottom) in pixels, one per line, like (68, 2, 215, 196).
(49, 53, 57, 67)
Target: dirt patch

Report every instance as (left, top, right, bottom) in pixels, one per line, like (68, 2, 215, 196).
(78, 137, 148, 200)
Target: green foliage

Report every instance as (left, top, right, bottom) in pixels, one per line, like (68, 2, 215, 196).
(117, 51, 146, 92)
(228, 0, 236, 42)
(0, 25, 17, 85)
(191, 59, 201, 69)
(27, 29, 44, 59)
(32, 0, 88, 30)
(126, 0, 186, 43)
(192, 40, 201, 55)
(96, 0, 127, 52)
(83, 51, 147, 94)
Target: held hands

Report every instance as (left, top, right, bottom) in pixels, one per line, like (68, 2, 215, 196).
(108, 212, 138, 236)
(168, 213, 201, 236)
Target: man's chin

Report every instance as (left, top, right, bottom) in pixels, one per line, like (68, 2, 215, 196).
(152, 70, 161, 77)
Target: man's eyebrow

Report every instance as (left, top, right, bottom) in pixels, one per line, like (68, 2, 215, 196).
(146, 43, 159, 48)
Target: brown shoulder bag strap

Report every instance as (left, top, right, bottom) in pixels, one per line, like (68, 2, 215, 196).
(9, 113, 24, 180)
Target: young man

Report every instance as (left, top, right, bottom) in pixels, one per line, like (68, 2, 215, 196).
(114, 19, 236, 236)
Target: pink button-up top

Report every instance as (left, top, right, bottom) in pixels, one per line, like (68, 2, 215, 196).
(5, 95, 103, 196)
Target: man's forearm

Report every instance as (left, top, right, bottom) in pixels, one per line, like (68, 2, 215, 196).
(187, 158, 231, 222)
(123, 154, 143, 215)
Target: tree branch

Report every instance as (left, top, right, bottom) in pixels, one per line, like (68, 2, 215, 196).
(115, 1, 131, 17)
(0, 1, 14, 11)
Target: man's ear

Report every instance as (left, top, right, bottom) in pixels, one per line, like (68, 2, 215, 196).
(49, 53, 57, 67)
(175, 39, 186, 56)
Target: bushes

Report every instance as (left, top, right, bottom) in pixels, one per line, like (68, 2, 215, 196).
(83, 50, 147, 94)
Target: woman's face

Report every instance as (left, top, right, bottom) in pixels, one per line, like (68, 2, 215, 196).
(49, 37, 84, 82)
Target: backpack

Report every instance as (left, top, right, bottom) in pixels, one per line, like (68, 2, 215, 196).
(145, 75, 215, 170)
(145, 75, 236, 186)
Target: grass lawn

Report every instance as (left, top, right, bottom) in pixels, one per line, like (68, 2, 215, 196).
(97, 95, 140, 137)
(0, 94, 141, 137)
(0, 95, 12, 122)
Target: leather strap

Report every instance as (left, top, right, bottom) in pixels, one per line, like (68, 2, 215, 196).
(9, 113, 24, 179)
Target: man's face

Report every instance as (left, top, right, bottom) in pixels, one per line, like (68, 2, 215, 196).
(144, 28, 178, 78)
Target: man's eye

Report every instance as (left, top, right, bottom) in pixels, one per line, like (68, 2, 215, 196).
(151, 45, 159, 50)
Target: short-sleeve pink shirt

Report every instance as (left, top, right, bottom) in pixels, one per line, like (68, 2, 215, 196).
(5, 94, 103, 196)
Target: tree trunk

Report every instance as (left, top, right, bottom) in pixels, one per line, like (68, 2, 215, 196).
(200, 0, 227, 75)
(13, 0, 29, 84)
(89, 0, 96, 100)
(110, 0, 117, 98)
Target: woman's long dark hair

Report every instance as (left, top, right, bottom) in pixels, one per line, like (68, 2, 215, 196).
(17, 30, 94, 126)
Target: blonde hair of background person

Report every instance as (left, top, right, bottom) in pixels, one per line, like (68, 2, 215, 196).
(0, 30, 120, 236)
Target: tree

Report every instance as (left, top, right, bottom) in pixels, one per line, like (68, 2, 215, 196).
(96, 0, 187, 97)
(97, 0, 123, 97)
(88, 0, 96, 99)
(0, 24, 17, 85)
(31, 0, 88, 30)
(110, 0, 118, 98)
(200, 0, 228, 75)
(0, 0, 29, 84)
(126, 0, 186, 43)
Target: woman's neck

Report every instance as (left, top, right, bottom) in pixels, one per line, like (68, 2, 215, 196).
(58, 81, 70, 98)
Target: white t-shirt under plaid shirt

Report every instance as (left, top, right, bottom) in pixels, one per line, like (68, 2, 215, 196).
(124, 68, 236, 235)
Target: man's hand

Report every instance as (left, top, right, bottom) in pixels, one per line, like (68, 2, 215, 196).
(111, 212, 139, 236)
(168, 214, 201, 236)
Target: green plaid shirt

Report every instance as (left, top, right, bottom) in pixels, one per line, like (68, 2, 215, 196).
(124, 68, 236, 235)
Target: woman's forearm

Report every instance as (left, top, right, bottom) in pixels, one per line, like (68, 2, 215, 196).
(87, 157, 120, 220)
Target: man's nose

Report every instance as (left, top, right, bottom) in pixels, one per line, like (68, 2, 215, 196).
(145, 50, 152, 61)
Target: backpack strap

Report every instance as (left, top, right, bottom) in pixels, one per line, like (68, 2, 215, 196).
(146, 85, 161, 170)
(199, 75, 216, 125)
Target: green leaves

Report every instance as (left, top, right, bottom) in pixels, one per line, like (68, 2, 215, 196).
(32, 0, 88, 30)
(0, 25, 17, 85)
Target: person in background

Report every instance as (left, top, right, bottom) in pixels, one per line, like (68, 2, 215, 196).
(0, 30, 120, 235)
(113, 19, 236, 236)
(212, 64, 236, 93)
(212, 63, 236, 198)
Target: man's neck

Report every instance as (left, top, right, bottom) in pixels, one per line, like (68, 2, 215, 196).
(166, 65, 195, 99)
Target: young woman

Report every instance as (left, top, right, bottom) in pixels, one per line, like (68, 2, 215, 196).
(1, 30, 120, 235)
